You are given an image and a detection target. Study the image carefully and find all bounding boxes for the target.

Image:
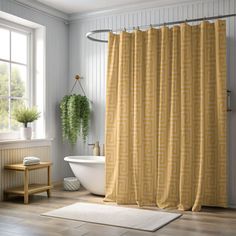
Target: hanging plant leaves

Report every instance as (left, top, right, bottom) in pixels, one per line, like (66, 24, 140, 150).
(60, 94, 90, 145)
(79, 95, 90, 142)
(60, 95, 70, 141)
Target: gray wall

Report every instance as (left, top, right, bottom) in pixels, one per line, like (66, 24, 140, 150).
(0, 0, 71, 182)
(68, 0, 236, 207)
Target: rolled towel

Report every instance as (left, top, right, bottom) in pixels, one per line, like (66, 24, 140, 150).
(23, 156, 40, 166)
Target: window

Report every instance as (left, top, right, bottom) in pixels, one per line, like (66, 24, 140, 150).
(0, 12, 46, 141)
(0, 25, 31, 133)
(0, 20, 34, 139)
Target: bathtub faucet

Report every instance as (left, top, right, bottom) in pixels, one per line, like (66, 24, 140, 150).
(88, 141, 100, 156)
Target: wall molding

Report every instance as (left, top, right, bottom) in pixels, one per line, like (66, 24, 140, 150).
(69, 0, 202, 22)
(0, 139, 52, 150)
(10, 0, 203, 24)
(10, 0, 69, 22)
(229, 204, 236, 209)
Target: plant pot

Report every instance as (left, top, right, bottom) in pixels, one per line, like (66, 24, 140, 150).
(20, 127, 32, 140)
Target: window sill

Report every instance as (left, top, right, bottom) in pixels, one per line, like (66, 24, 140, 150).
(0, 138, 53, 150)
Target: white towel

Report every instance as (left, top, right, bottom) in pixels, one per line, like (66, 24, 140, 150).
(23, 156, 40, 166)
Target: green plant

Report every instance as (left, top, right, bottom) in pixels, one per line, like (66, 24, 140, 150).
(13, 106, 40, 128)
(79, 95, 90, 142)
(60, 95, 70, 141)
(60, 94, 90, 144)
(68, 94, 80, 144)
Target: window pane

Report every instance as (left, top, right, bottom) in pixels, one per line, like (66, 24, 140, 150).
(0, 62, 9, 97)
(11, 98, 26, 131)
(0, 99, 9, 132)
(11, 31, 27, 64)
(0, 28, 10, 60)
(11, 64, 27, 98)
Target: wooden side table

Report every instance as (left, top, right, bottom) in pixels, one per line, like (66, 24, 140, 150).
(4, 162, 53, 204)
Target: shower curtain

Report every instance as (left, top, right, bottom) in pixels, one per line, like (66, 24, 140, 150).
(105, 20, 227, 211)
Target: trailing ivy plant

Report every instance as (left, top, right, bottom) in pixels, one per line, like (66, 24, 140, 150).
(60, 94, 90, 144)
(60, 95, 70, 141)
(79, 95, 90, 142)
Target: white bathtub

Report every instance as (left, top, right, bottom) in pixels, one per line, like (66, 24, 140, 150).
(64, 156, 105, 196)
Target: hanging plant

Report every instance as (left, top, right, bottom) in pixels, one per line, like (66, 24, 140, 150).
(60, 94, 90, 144)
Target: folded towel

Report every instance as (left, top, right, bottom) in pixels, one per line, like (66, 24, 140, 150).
(23, 156, 40, 166)
(24, 156, 40, 161)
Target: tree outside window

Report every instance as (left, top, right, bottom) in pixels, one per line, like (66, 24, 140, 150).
(0, 26, 30, 134)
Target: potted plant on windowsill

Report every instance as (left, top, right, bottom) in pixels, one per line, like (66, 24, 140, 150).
(13, 106, 40, 140)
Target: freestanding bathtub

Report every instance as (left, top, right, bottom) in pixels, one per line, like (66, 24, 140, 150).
(64, 156, 105, 196)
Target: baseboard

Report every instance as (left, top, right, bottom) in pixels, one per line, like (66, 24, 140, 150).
(52, 181, 63, 187)
(228, 204, 236, 209)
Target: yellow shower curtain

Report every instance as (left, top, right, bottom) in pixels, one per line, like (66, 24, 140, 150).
(105, 20, 227, 211)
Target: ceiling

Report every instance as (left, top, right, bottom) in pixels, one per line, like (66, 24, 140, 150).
(36, 0, 161, 14)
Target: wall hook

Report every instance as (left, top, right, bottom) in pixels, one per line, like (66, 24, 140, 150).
(70, 74, 93, 103)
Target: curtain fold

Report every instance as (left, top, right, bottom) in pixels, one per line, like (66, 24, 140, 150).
(105, 20, 227, 211)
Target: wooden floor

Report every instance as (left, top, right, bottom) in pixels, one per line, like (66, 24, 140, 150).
(0, 186, 235, 236)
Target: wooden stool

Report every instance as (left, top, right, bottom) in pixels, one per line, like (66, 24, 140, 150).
(4, 162, 53, 204)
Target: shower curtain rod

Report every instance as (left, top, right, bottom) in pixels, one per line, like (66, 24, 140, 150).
(86, 13, 236, 43)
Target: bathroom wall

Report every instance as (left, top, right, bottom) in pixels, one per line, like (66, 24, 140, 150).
(68, 0, 236, 207)
(0, 0, 71, 182)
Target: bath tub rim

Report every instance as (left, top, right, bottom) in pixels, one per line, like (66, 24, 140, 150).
(64, 156, 105, 164)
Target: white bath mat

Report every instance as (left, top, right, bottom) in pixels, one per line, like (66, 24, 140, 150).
(42, 202, 181, 232)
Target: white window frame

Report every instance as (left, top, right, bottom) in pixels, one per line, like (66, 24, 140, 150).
(0, 19, 34, 140)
